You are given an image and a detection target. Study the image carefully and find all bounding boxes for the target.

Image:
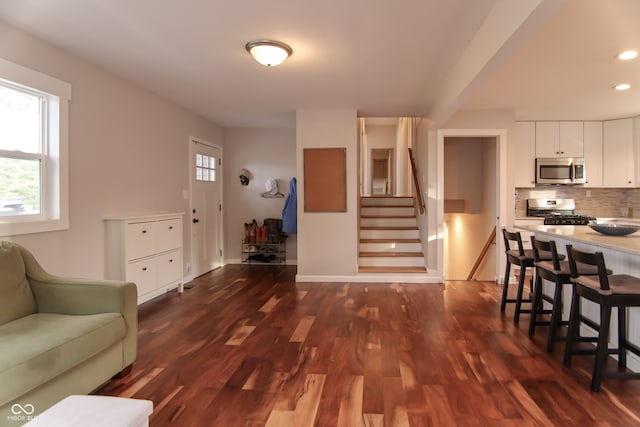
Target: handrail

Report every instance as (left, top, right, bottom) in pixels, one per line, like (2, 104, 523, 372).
(467, 226, 497, 280)
(408, 147, 425, 215)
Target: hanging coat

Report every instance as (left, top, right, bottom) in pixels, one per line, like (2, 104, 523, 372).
(282, 177, 297, 234)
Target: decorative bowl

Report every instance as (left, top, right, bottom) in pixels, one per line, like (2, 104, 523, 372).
(588, 220, 640, 236)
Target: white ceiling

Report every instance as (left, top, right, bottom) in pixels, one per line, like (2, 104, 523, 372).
(0, 0, 636, 127)
(464, 0, 640, 121)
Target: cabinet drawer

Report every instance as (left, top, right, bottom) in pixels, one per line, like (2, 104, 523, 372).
(126, 258, 157, 296)
(156, 218, 182, 252)
(157, 250, 181, 286)
(125, 221, 157, 260)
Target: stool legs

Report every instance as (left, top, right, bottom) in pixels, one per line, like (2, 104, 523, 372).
(500, 260, 511, 312)
(592, 302, 612, 392)
(528, 273, 543, 336)
(563, 286, 580, 368)
(546, 279, 565, 352)
(514, 265, 529, 323)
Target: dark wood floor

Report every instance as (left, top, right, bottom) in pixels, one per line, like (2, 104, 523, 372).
(97, 265, 640, 426)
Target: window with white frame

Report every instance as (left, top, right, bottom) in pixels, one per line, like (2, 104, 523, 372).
(0, 58, 71, 236)
(195, 153, 217, 182)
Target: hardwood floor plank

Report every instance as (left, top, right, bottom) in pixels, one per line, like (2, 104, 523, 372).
(94, 265, 640, 426)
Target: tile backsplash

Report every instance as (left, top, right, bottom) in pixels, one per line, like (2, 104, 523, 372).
(515, 187, 640, 218)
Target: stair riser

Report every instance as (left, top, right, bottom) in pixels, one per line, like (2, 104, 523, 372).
(360, 229, 419, 239)
(361, 207, 415, 216)
(361, 217, 417, 227)
(358, 257, 426, 267)
(361, 197, 414, 207)
(359, 242, 422, 252)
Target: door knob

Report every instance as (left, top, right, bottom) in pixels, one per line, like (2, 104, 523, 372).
(193, 218, 199, 223)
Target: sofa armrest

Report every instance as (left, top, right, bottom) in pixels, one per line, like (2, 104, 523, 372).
(30, 278, 138, 367)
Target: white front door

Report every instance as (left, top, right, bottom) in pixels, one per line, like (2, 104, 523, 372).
(189, 138, 223, 278)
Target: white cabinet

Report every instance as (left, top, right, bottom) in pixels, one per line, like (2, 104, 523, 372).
(106, 213, 184, 304)
(603, 118, 635, 187)
(583, 121, 603, 187)
(513, 121, 536, 188)
(535, 121, 583, 158)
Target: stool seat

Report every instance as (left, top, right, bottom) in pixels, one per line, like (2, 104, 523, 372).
(563, 245, 640, 392)
(535, 260, 603, 277)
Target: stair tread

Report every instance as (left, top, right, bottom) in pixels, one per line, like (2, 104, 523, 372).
(359, 266, 428, 273)
(361, 196, 413, 199)
(359, 251, 424, 257)
(360, 215, 416, 219)
(361, 205, 414, 208)
(361, 226, 418, 230)
(360, 238, 421, 243)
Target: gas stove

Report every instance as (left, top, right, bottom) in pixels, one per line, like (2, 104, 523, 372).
(543, 214, 596, 225)
(526, 198, 596, 225)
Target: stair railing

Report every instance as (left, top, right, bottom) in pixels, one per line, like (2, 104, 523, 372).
(408, 147, 425, 215)
(467, 226, 497, 280)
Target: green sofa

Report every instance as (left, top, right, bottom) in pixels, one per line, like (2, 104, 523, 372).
(0, 241, 137, 422)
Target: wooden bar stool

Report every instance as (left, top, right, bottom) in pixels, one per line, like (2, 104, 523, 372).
(528, 237, 605, 352)
(500, 228, 564, 323)
(563, 245, 640, 392)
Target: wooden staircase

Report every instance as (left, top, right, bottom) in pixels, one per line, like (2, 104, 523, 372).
(359, 196, 427, 273)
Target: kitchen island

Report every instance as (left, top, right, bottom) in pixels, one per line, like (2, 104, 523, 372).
(515, 223, 640, 372)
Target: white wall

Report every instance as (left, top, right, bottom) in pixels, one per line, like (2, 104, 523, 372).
(0, 22, 223, 279)
(223, 127, 297, 264)
(296, 109, 358, 279)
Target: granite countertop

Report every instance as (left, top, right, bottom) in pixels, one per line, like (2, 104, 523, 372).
(514, 224, 640, 256)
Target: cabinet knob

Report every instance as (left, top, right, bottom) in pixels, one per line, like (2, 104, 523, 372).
(142, 230, 147, 234)
(142, 267, 147, 271)
(169, 226, 173, 230)
(169, 259, 173, 263)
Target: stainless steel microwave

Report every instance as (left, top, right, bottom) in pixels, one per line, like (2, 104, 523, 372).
(536, 157, 586, 185)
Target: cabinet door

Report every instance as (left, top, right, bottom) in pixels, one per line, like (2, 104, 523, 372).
(583, 121, 603, 187)
(156, 250, 181, 286)
(559, 121, 584, 157)
(156, 218, 182, 252)
(535, 122, 559, 157)
(126, 258, 157, 296)
(125, 221, 157, 260)
(514, 122, 536, 187)
(603, 118, 634, 187)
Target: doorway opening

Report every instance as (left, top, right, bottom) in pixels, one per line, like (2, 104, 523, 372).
(437, 130, 507, 282)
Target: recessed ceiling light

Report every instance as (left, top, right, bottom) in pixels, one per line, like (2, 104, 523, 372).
(618, 50, 638, 60)
(615, 83, 631, 91)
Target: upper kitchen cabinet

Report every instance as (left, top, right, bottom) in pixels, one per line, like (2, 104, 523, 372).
(513, 121, 536, 188)
(535, 121, 584, 158)
(603, 118, 635, 187)
(583, 121, 603, 187)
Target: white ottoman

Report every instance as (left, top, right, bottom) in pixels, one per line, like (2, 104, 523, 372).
(23, 395, 153, 427)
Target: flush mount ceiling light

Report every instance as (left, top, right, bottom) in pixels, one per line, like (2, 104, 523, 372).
(618, 50, 638, 60)
(245, 40, 292, 67)
(615, 83, 631, 91)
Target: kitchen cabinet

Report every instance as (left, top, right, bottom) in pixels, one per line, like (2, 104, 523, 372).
(513, 121, 536, 188)
(603, 118, 635, 187)
(535, 121, 584, 158)
(105, 213, 184, 304)
(583, 121, 603, 187)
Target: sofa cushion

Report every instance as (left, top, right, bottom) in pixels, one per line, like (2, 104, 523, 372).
(0, 242, 36, 325)
(0, 312, 125, 406)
